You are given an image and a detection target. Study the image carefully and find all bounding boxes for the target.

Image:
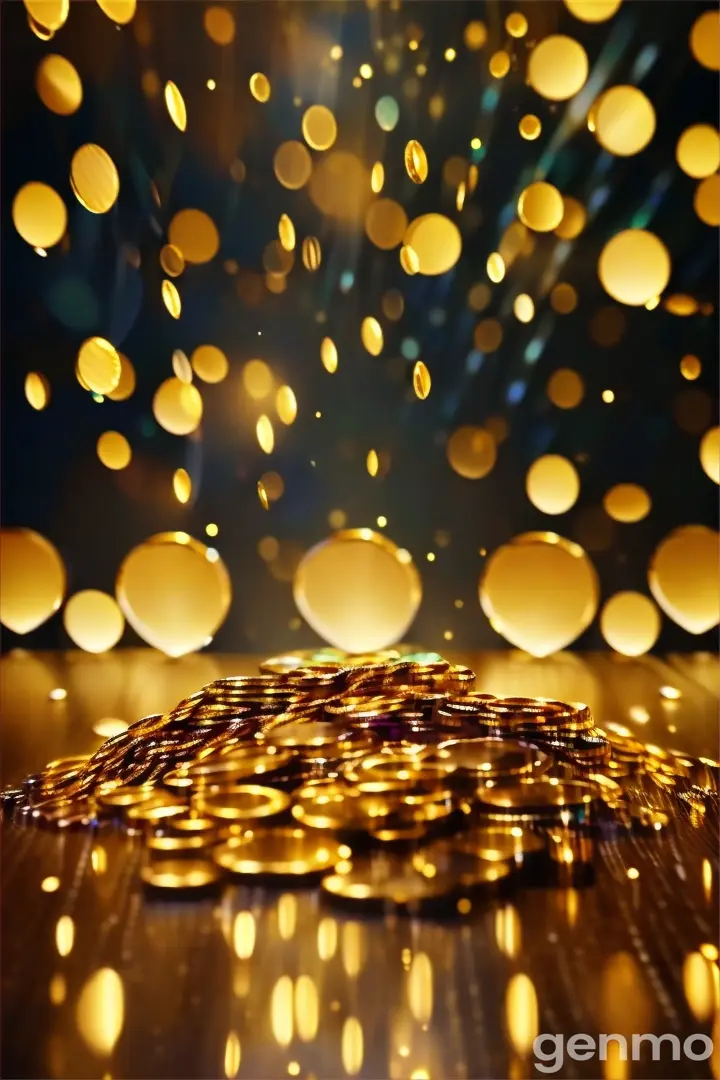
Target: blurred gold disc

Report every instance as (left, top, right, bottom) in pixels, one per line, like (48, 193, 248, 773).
(214, 828, 342, 875)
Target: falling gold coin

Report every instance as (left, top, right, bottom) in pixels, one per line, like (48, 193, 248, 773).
(518, 182, 564, 232)
(25, 372, 51, 411)
(321, 337, 338, 374)
(648, 526, 719, 635)
(97, 431, 131, 470)
(160, 244, 185, 277)
(302, 236, 322, 271)
(258, 481, 269, 510)
(400, 244, 419, 275)
(12, 182, 67, 248)
(77, 337, 121, 395)
(256, 415, 275, 454)
(173, 468, 192, 504)
(164, 80, 187, 131)
(63, 590, 125, 653)
(413, 361, 431, 400)
(404, 139, 428, 183)
(35, 54, 82, 115)
(141, 859, 220, 889)
(278, 214, 295, 252)
(527, 35, 589, 101)
(598, 229, 671, 306)
(70, 144, 120, 214)
(301, 104, 338, 151)
(361, 317, 383, 356)
(249, 72, 271, 102)
(162, 279, 181, 319)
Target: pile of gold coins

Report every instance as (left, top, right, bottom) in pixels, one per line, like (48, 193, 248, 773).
(3, 654, 716, 908)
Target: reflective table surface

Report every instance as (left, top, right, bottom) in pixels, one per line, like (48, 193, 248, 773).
(2, 648, 718, 1080)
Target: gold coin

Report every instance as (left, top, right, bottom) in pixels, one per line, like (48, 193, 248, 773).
(213, 827, 342, 875)
(412, 361, 431, 400)
(96, 783, 158, 809)
(146, 833, 210, 852)
(476, 779, 599, 812)
(411, 842, 516, 885)
(126, 801, 187, 824)
(452, 825, 546, 862)
(404, 140, 428, 183)
(431, 739, 547, 777)
(302, 235, 321, 271)
(194, 785, 290, 821)
(141, 859, 220, 889)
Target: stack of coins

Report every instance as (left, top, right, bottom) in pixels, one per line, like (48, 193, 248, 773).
(3, 655, 716, 907)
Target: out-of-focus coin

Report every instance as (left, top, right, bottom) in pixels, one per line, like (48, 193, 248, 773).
(411, 842, 517, 886)
(431, 738, 548, 777)
(96, 783, 159, 809)
(126, 800, 188, 824)
(476, 779, 600, 813)
(452, 825, 546, 862)
(146, 833, 211, 852)
(141, 859, 221, 889)
(213, 827, 342, 876)
(194, 785, 290, 821)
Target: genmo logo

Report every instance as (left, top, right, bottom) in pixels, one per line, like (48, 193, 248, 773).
(533, 1032, 714, 1074)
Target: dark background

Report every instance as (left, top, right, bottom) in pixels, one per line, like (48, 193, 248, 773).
(1, 0, 718, 655)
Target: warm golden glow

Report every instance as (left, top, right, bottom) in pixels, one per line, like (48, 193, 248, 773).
(519, 114, 542, 141)
(0, 528, 66, 634)
(321, 337, 338, 374)
(63, 590, 124, 652)
(600, 591, 661, 656)
(404, 214, 462, 275)
(700, 426, 719, 484)
(302, 104, 337, 151)
(526, 455, 580, 515)
(224, 1032, 241, 1078)
(36, 54, 82, 114)
(256, 414, 275, 454)
(594, 86, 656, 156)
(164, 80, 187, 131)
(690, 9, 720, 70)
(276, 385, 298, 425)
(480, 532, 599, 656)
(487, 252, 505, 282)
(274, 141, 313, 190)
(76, 968, 124, 1057)
(518, 182, 564, 232)
(408, 953, 433, 1023)
(294, 975, 319, 1042)
(505, 973, 538, 1055)
(249, 72, 271, 102)
(447, 426, 497, 479)
(361, 316, 384, 356)
(293, 529, 422, 653)
(404, 140, 428, 183)
(648, 525, 719, 634)
(271, 975, 294, 1047)
(527, 35, 589, 100)
(547, 369, 584, 409)
(25, 372, 51, 411)
(116, 532, 231, 656)
(55, 915, 75, 957)
(232, 912, 256, 959)
(153, 378, 203, 435)
(598, 229, 671, 306)
(603, 483, 651, 523)
(365, 199, 408, 250)
(342, 1017, 364, 1076)
(204, 6, 235, 44)
(78, 337, 121, 395)
(168, 209, 220, 264)
(676, 124, 720, 179)
(564, 0, 622, 21)
(70, 144, 119, 213)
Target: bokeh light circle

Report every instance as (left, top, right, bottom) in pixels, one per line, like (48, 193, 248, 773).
(594, 86, 656, 156)
(603, 483, 651, 523)
(404, 214, 462, 275)
(598, 229, 671, 306)
(519, 115, 541, 141)
(480, 532, 599, 656)
(447, 426, 497, 479)
(365, 199, 408, 249)
(375, 95, 399, 131)
(526, 455, 580, 515)
(25, 372, 51, 411)
(690, 10, 720, 70)
(0, 528, 66, 634)
(555, 197, 586, 239)
(77, 337, 121, 395)
(547, 369, 584, 409)
(361, 317, 383, 356)
(70, 144, 119, 213)
(564, 0, 621, 22)
(527, 35, 589, 101)
(274, 141, 313, 190)
(204, 6, 235, 44)
(168, 209, 220, 264)
(648, 525, 719, 634)
(700, 426, 719, 484)
(191, 344, 228, 384)
(12, 182, 66, 248)
(24, 0, 69, 31)
(518, 182, 564, 232)
(293, 529, 422, 653)
(116, 533, 232, 657)
(36, 54, 82, 114)
(600, 592, 661, 656)
(152, 378, 203, 435)
(676, 125, 720, 179)
(63, 590, 125, 652)
(302, 105, 337, 151)
(164, 81, 187, 131)
(694, 175, 720, 226)
(97, 430, 132, 470)
(249, 73, 271, 102)
(309, 152, 370, 222)
(106, 354, 136, 401)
